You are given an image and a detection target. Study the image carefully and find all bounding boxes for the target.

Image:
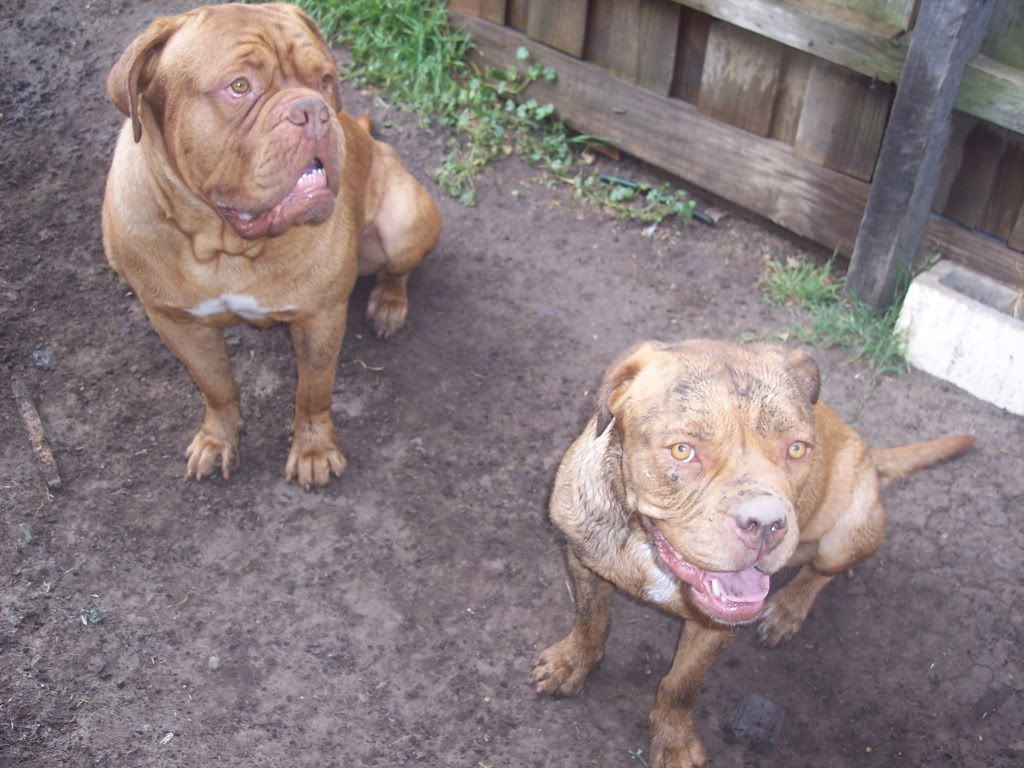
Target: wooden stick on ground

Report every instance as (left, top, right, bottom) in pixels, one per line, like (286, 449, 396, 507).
(11, 377, 62, 491)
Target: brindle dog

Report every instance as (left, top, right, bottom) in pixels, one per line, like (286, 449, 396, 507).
(533, 339, 973, 768)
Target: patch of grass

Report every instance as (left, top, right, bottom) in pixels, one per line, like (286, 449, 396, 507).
(759, 256, 909, 376)
(293, 0, 695, 219)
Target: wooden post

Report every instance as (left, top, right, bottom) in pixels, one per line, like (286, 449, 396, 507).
(845, 0, 995, 309)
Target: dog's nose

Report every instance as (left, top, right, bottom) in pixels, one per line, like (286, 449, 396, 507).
(732, 496, 789, 552)
(287, 97, 330, 138)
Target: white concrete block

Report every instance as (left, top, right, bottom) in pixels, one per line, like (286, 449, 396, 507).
(895, 261, 1023, 415)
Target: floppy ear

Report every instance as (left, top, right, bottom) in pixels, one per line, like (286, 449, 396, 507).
(595, 341, 664, 436)
(288, 4, 343, 109)
(107, 15, 184, 142)
(785, 348, 821, 405)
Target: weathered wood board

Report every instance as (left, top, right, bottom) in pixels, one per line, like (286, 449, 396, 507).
(942, 120, 1007, 231)
(982, 0, 1024, 69)
(794, 58, 893, 180)
(526, 0, 588, 58)
(670, 7, 711, 103)
(845, 0, 995, 308)
(673, 0, 1024, 134)
(507, 0, 529, 31)
(697, 21, 783, 136)
(448, 0, 507, 24)
(584, 0, 680, 94)
(769, 48, 814, 145)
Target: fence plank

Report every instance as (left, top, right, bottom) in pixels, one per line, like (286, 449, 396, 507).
(846, 0, 996, 309)
(1008, 205, 1024, 252)
(769, 48, 814, 145)
(636, 0, 682, 94)
(507, 0, 529, 31)
(527, 0, 588, 58)
(943, 121, 1006, 230)
(672, 0, 1024, 134)
(823, 0, 915, 27)
(452, 11, 1024, 286)
(932, 112, 976, 213)
(697, 21, 783, 136)
(982, 0, 1024, 69)
(448, 0, 506, 23)
(794, 59, 893, 180)
(585, 0, 679, 95)
(982, 133, 1024, 241)
(670, 7, 711, 103)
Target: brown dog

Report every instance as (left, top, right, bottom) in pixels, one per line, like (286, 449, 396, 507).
(533, 339, 973, 767)
(101, 4, 441, 487)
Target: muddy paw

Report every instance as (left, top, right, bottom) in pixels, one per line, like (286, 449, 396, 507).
(532, 636, 601, 697)
(366, 284, 409, 339)
(285, 440, 347, 488)
(756, 598, 806, 647)
(185, 427, 239, 480)
(649, 737, 706, 768)
(650, 711, 706, 768)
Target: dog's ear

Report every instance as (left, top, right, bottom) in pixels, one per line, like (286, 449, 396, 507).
(595, 341, 664, 436)
(107, 15, 185, 142)
(785, 349, 821, 405)
(287, 5, 343, 110)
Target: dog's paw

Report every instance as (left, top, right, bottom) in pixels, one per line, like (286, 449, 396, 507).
(649, 709, 706, 768)
(185, 427, 239, 480)
(366, 283, 409, 339)
(285, 416, 346, 488)
(532, 637, 601, 697)
(649, 737, 706, 768)
(756, 598, 806, 647)
(285, 440, 347, 489)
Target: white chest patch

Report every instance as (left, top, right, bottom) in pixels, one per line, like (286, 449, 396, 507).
(644, 561, 680, 605)
(188, 293, 296, 322)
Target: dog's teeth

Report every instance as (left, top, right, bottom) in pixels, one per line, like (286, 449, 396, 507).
(710, 578, 722, 598)
(238, 212, 253, 222)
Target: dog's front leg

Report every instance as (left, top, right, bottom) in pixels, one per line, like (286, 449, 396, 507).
(286, 309, 348, 487)
(533, 550, 616, 696)
(146, 309, 241, 480)
(649, 620, 733, 768)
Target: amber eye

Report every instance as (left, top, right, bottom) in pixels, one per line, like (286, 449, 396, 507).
(229, 77, 250, 95)
(670, 443, 696, 463)
(788, 441, 809, 459)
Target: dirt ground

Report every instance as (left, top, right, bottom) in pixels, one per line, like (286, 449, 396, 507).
(2, 1, 1022, 766)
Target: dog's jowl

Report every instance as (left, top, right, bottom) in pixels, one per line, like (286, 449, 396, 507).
(534, 339, 973, 767)
(102, 3, 440, 487)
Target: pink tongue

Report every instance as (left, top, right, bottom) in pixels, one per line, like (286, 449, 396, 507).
(706, 568, 770, 603)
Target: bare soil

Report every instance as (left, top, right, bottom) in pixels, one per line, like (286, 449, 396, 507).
(1, 2, 1022, 766)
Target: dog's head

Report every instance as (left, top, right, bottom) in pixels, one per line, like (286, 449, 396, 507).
(596, 339, 821, 625)
(107, 3, 343, 240)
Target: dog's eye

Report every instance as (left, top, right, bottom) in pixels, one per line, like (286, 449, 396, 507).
(788, 441, 809, 459)
(229, 77, 250, 95)
(670, 443, 696, 463)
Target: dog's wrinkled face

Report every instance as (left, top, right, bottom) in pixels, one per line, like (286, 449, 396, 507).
(108, 3, 343, 239)
(598, 339, 821, 625)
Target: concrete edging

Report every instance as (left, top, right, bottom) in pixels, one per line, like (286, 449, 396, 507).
(896, 261, 1023, 415)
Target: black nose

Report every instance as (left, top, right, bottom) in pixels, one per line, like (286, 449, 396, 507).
(732, 496, 789, 552)
(287, 97, 330, 138)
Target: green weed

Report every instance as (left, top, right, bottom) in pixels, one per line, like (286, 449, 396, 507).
(293, 0, 695, 219)
(759, 257, 909, 376)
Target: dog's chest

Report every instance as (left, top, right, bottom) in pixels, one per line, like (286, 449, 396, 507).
(187, 292, 297, 323)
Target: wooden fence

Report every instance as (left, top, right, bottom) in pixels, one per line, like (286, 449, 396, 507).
(449, 0, 1024, 287)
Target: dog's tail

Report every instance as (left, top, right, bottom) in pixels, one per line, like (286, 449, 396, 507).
(871, 434, 975, 485)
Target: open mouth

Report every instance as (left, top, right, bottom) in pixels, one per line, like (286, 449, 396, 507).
(648, 522, 769, 625)
(218, 158, 333, 239)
